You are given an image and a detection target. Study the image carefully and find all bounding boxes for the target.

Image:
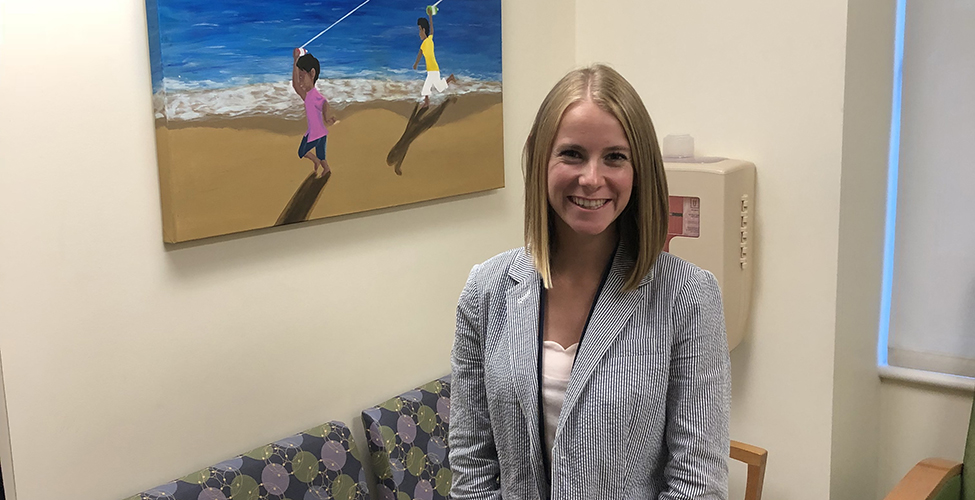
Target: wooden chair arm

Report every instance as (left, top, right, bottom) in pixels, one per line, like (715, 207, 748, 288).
(883, 458, 963, 500)
(730, 440, 768, 500)
(731, 440, 768, 466)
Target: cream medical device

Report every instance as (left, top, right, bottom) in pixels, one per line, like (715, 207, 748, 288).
(664, 151, 756, 351)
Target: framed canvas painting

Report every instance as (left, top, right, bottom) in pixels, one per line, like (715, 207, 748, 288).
(145, 0, 503, 242)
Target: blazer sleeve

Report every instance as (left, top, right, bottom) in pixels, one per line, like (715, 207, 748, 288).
(660, 267, 731, 500)
(449, 264, 503, 500)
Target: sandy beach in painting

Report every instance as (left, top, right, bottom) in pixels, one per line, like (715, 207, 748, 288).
(146, 0, 503, 241)
(156, 91, 503, 242)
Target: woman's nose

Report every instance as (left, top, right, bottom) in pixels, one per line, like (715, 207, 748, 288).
(578, 160, 603, 187)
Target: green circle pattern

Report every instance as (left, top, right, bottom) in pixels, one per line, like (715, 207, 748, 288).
(363, 377, 453, 500)
(331, 474, 357, 500)
(293, 451, 320, 483)
(405, 447, 427, 476)
(230, 475, 259, 500)
(434, 468, 452, 496)
(178, 468, 210, 485)
(131, 422, 366, 500)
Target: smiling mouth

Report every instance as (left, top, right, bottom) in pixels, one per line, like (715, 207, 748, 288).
(569, 196, 608, 209)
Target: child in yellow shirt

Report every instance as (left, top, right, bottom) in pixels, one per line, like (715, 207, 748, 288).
(413, 10, 456, 108)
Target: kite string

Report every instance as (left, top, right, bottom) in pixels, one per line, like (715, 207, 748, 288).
(302, 0, 448, 49)
(300, 0, 372, 49)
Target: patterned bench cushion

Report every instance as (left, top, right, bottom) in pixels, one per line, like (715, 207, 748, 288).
(361, 376, 452, 500)
(126, 420, 367, 500)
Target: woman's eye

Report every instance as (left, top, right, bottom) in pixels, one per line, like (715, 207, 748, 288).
(606, 152, 629, 162)
(557, 150, 583, 160)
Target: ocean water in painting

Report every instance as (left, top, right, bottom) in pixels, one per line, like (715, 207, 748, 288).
(146, 0, 502, 120)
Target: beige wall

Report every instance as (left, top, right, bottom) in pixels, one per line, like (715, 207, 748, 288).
(879, 382, 971, 494)
(829, 0, 894, 497)
(574, 0, 849, 498)
(1, 0, 971, 499)
(570, 2, 975, 500)
(839, 0, 975, 496)
(874, 0, 975, 490)
(0, 0, 574, 499)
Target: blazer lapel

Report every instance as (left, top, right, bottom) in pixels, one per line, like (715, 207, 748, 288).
(505, 250, 546, 485)
(557, 245, 654, 432)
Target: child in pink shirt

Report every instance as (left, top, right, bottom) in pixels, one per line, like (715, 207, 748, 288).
(292, 49, 336, 179)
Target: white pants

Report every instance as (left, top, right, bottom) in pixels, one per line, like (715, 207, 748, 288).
(421, 70, 448, 97)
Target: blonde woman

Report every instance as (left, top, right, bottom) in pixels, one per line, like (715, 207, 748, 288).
(449, 65, 731, 500)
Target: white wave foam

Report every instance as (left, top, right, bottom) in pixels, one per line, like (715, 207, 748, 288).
(153, 78, 501, 121)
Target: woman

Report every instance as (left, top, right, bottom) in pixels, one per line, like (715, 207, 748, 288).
(449, 65, 731, 500)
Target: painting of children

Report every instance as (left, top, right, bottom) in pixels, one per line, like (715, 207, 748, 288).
(145, 0, 503, 242)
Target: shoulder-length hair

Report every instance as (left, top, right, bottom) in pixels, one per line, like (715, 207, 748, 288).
(523, 64, 669, 292)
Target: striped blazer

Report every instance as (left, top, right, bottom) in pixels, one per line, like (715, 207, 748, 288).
(449, 245, 730, 500)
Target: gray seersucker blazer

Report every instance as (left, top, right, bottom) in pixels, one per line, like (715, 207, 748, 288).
(449, 245, 730, 500)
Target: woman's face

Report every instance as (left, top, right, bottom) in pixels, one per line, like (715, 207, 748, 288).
(547, 99, 634, 243)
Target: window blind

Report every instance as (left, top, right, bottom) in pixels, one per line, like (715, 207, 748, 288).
(887, 0, 975, 378)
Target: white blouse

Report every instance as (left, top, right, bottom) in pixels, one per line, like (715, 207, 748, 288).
(541, 340, 578, 459)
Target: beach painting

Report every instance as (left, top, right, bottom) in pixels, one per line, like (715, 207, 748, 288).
(145, 0, 503, 242)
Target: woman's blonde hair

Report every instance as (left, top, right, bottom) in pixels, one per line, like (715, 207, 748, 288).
(523, 64, 669, 292)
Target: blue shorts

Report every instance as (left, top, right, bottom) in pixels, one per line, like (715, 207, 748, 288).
(298, 135, 327, 160)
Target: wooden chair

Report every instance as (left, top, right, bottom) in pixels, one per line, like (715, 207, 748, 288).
(883, 396, 975, 500)
(731, 440, 768, 500)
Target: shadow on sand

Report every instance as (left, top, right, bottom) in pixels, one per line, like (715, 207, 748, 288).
(275, 97, 454, 226)
(275, 171, 331, 226)
(386, 97, 455, 175)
